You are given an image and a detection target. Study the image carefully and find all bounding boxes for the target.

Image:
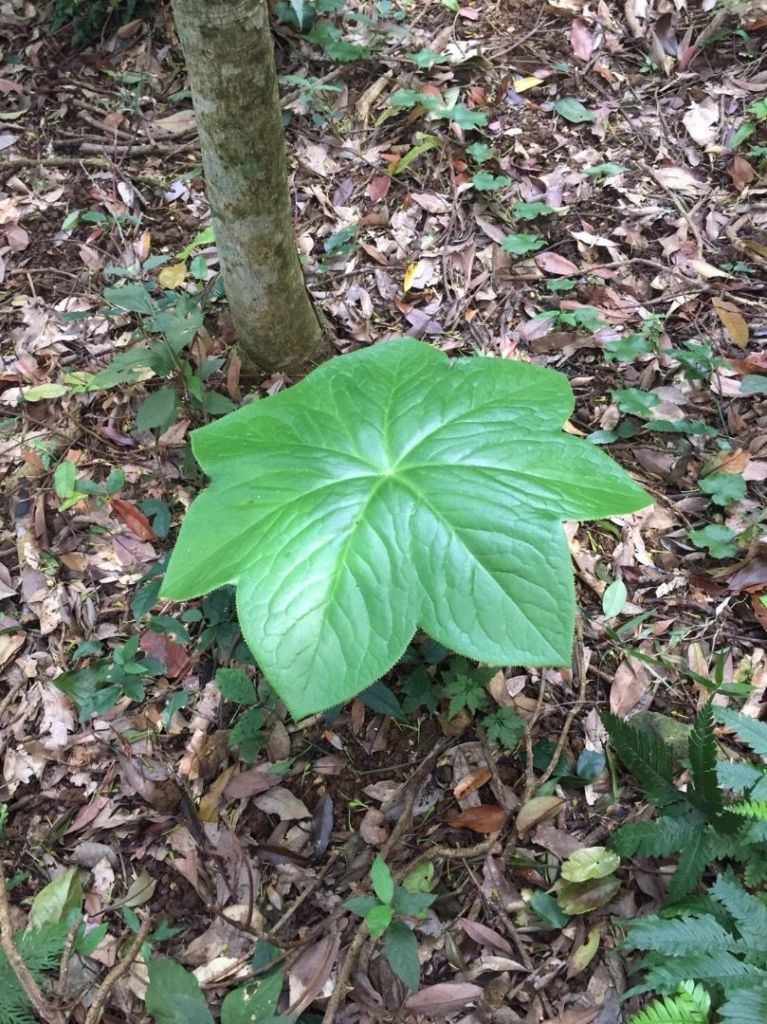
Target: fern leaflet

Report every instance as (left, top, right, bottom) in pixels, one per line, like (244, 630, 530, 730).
(718, 983, 767, 1024)
(624, 914, 732, 957)
(610, 816, 701, 859)
(602, 712, 681, 808)
(716, 760, 764, 794)
(629, 981, 710, 1024)
(688, 702, 723, 820)
(715, 708, 767, 760)
(710, 872, 767, 951)
(667, 828, 712, 903)
(730, 799, 767, 820)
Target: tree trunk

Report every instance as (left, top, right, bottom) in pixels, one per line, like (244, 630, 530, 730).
(171, 0, 329, 374)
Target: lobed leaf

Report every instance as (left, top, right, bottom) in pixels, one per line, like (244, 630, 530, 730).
(163, 341, 649, 718)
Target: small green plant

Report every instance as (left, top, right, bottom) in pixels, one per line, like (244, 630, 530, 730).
(50, 0, 151, 44)
(604, 316, 663, 362)
(316, 224, 359, 271)
(279, 73, 344, 125)
(162, 339, 649, 718)
(53, 460, 125, 511)
(53, 634, 168, 720)
(472, 172, 512, 192)
(215, 668, 270, 762)
(345, 856, 435, 990)
(610, 705, 767, 1021)
(501, 233, 546, 257)
(623, 873, 767, 1021)
(605, 703, 767, 902)
(539, 306, 607, 334)
(513, 201, 555, 221)
(688, 524, 739, 560)
(387, 89, 488, 131)
(698, 471, 746, 508)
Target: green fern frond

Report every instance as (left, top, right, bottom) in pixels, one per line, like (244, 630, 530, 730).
(0, 923, 68, 1024)
(642, 949, 762, 992)
(730, 800, 767, 820)
(624, 913, 732, 957)
(17, 923, 69, 975)
(611, 817, 700, 859)
(743, 848, 767, 888)
(602, 712, 681, 808)
(689, 703, 723, 820)
(717, 760, 765, 794)
(629, 981, 710, 1024)
(0, 953, 38, 1024)
(711, 872, 767, 950)
(667, 829, 713, 903)
(715, 708, 767, 761)
(718, 983, 767, 1024)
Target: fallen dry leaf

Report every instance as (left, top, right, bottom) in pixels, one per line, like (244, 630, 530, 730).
(453, 767, 492, 801)
(535, 251, 579, 275)
(682, 98, 719, 147)
(515, 795, 564, 836)
(445, 804, 507, 833)
(111, 498, 157, 541)
(712, 297, 749, 349)
(610, 656, 650, 717)
(404, 982, 484, 1015)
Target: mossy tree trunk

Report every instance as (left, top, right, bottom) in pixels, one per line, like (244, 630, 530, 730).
(171, 0, 329, 373)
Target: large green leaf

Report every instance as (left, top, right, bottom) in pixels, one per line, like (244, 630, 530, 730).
(145, 958, 213, 1024)
(162, 340, 649, 717)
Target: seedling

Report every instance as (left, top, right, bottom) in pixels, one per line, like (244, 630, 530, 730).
(345, 856, 435, 990)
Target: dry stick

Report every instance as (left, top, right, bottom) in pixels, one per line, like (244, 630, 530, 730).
(536, 620, 588, 793)
(83, 916, 152, 1024)
(0, 859, 65, 1024)
(523, 677, 548, 802)
(56, 917, 82, 998)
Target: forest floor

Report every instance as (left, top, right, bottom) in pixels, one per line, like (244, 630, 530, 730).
(0, 0, 766, 1021)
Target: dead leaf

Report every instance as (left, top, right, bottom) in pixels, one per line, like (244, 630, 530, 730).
(111, 498, 157, 541)
(253, 787, 311, 820)
(570, 19, 594, 60)
(359, 806, 389, 846)
(458, 917, 513, 954)
(367, 176, 391, 201)
(610, 656, 650, 717)
(139, 630, 190, 679)
(652, 165, 706, 195)
(151, 109, 197, 135)
(710, 448, 750, 475)
(445, 804, 507, 833)
(287, 933, 340, 1016)
(224, 769, 283, 799)
(535, 251, 579, 275)
(453, 767, 492, 800)
(683, 98, 719, 147)
(712, 297, 749, 349)
(405, 982, 484, 1015)
(158, 261, 187, 290)
(730, 155, 756, 191)
(515, 795, 564, 836)
(513, 76, 544, 92)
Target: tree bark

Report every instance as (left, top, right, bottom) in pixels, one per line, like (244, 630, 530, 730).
(171, 0, 330, 374)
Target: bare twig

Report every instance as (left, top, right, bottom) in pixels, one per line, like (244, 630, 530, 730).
(56, 917, 82, 997)
(83, 916, 151, 1024)
(0, 859, 65, 1024)
(536, 619, 588, 792)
